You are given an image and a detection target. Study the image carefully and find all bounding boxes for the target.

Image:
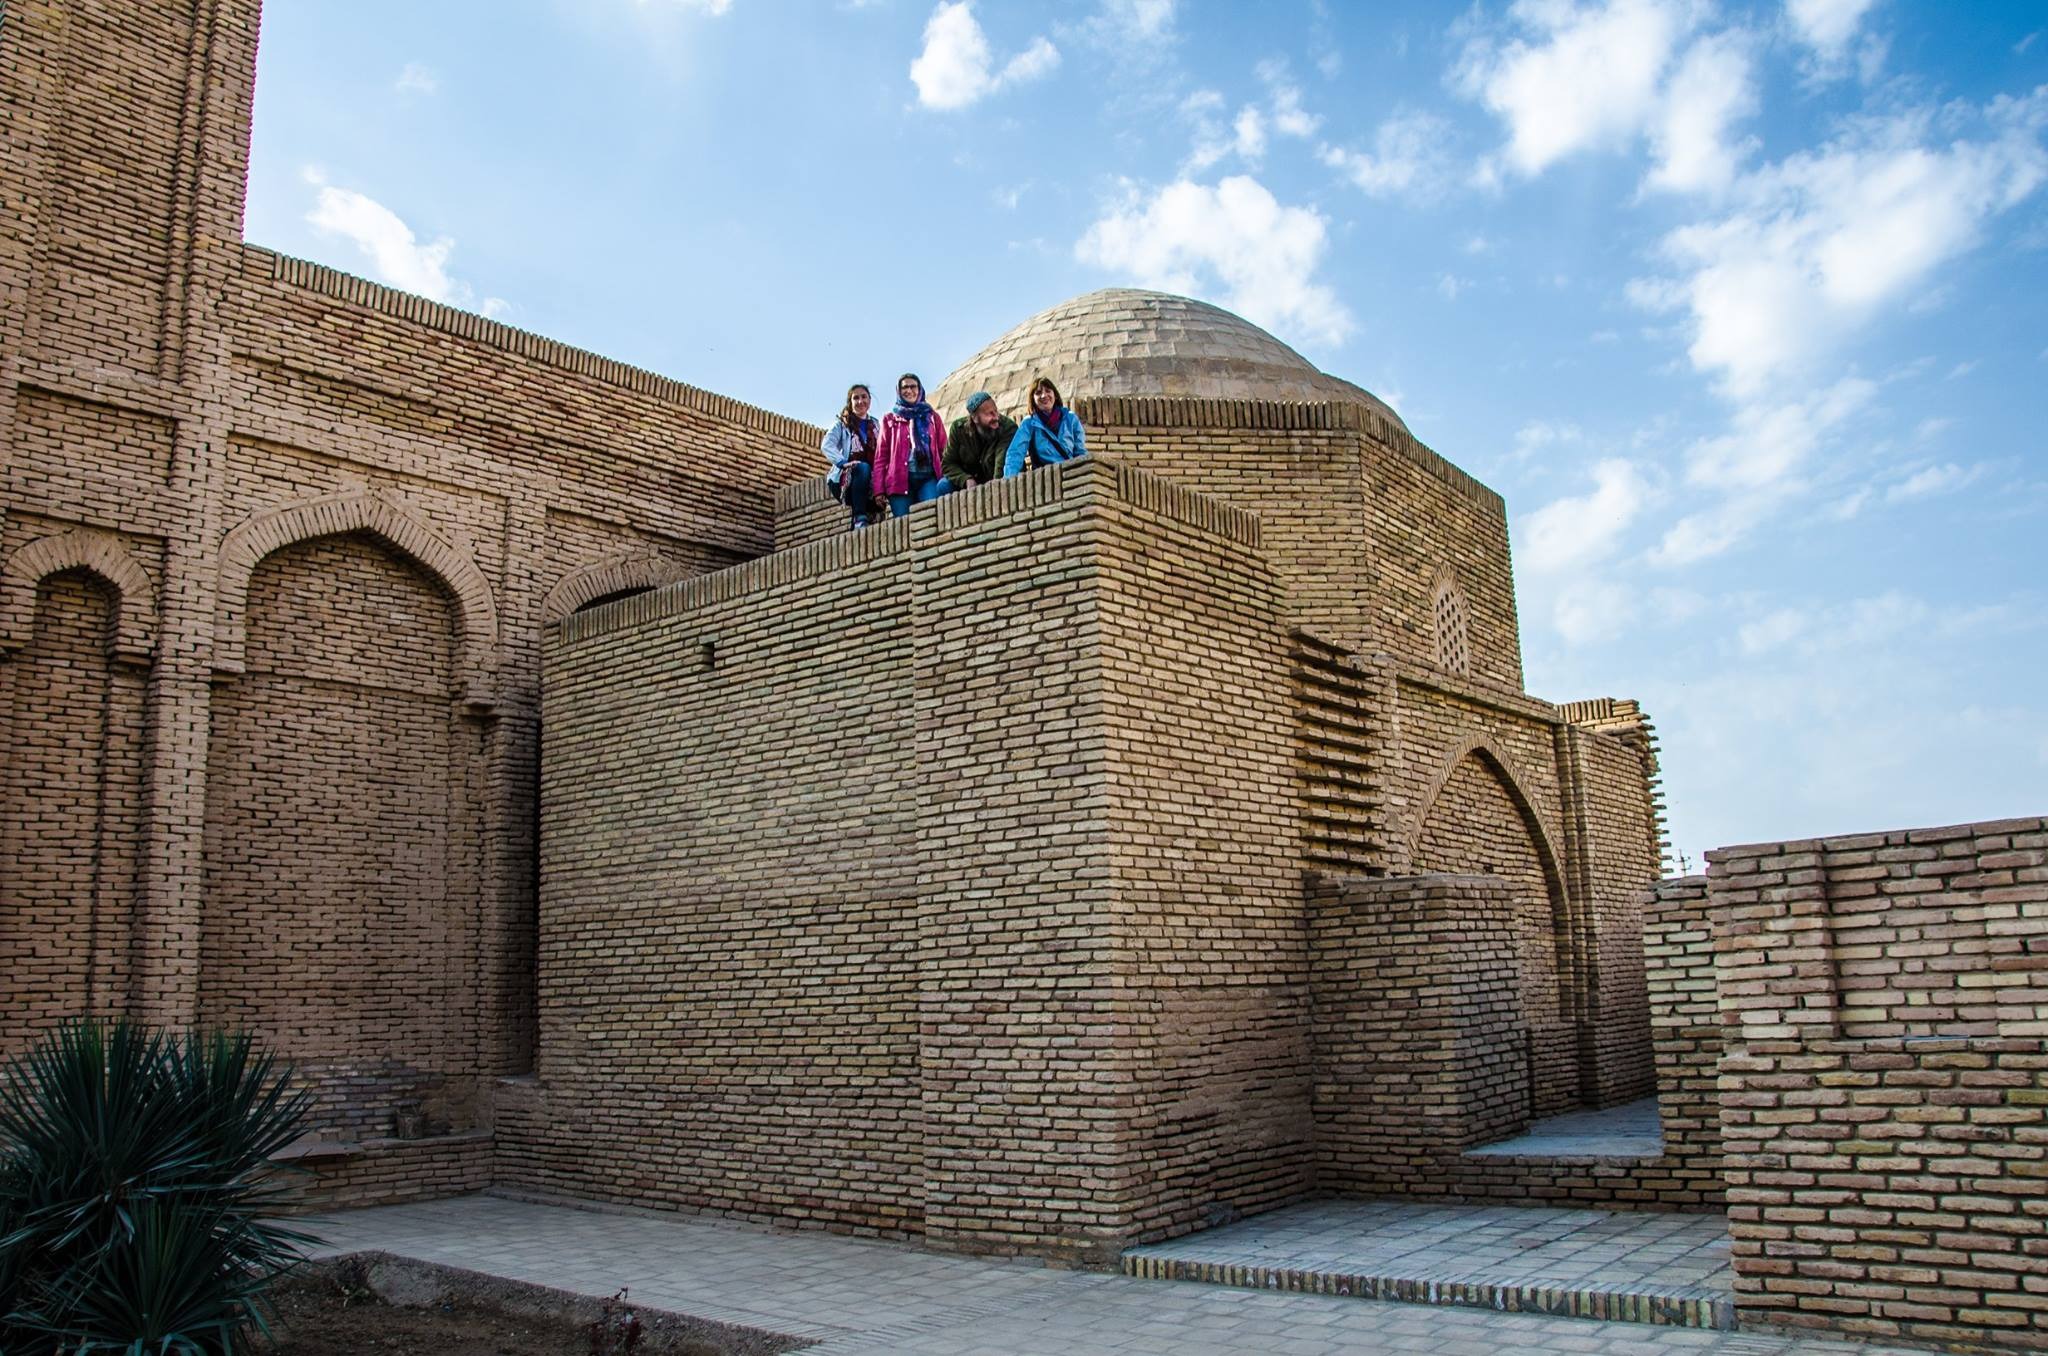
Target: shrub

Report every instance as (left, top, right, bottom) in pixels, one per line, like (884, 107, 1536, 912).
(0, 1021, 316, 1354)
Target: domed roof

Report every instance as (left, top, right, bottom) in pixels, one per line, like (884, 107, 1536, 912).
(931, 289, 1404, 431)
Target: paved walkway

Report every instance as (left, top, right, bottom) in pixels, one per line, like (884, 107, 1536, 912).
(1126, 1199, 1733, 1328)
(1466, 1095, 1665, 1157)
(299, 1194, 1928, 1356)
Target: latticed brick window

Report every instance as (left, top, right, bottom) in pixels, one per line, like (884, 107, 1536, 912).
(1433, 571, 1470, 676)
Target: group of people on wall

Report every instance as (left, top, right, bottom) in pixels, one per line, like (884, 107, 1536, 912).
(821, 374, 1086, 529)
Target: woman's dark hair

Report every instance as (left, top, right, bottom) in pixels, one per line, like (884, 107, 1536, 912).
(838, 383, 871, 428)
(1029, 376, 1063, 409)
(896, 372, 924, 401)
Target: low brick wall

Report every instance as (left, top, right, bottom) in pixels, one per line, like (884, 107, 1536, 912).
(283, 1131, 494, 1213)
(1641, 876, 1725, 1207)
(1310, 872, 1722, 1211)
(1713, 818, 2048, 1348)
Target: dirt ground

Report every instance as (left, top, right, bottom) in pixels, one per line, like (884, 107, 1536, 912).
(259, 1277, 727, 1356)
(262, 1283, 605, 1355)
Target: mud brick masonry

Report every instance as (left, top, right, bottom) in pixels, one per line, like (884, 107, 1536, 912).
(1, 3, 2041, 1348)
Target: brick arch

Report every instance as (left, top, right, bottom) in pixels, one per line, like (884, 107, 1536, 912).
(541, 550, 690, 626)
(1404, 731, 1565, 893)
(213, 490, 499, 706)
(0, 528, 157, 663)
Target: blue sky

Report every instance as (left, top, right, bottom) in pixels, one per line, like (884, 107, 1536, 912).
(245, 0, 2047, 866)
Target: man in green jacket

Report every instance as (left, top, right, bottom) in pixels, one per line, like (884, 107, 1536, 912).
(943, 391, 1017, 490)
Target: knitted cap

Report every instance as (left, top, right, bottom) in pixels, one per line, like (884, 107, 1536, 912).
(965, 391, 992, 413)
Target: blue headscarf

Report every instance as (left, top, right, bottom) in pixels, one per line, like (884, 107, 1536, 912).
(895, 391, 935, 469)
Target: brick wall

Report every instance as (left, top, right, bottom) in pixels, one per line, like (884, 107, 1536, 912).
(515, 459, 1315, 1260)
(1092, 462, 1313, 1244)
(1311, 873, 1529, 1188)
(1641, 876, 1725, 1206)
(1560, 708, 1664, 1107)
(509, 517, 926, 1237)
(1712, 819, 2048, 1347)
(0, 0, 823, 1138)
(0, 573, 145, 1043)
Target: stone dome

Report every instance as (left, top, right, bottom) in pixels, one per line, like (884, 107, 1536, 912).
(931, 288, 1404, 432)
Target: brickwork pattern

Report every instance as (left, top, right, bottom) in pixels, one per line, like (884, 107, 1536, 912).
(1712, 820, 2048, 1348)
(518, 460, 1316, 1261)
(0, 573, 146, 1041)
(0, 0, 821, 1177)
(511, 516, 926, 1237)
(1640, 876, 1726, 1207)
(1310, 873, 1530, 1184)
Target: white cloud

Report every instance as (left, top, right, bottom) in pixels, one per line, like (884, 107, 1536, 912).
(1233, 106, 1268, 163)
(1455, 0, 1689, 178)
(1647, 31, 1756, 194)
(1518, 457, 1653, 573)
(394, 63, 438, 96)
(1648, 491, 1779, 566)
(303, 170, 504, 317)
(1438, 273, 1469, 300)
(1455, 0, 1763, 196)
(1076, 175, 1353, 346)
(306, 176, 458, 301)
(1634, 96, 2048, 397)
(1551, 578, 1639, 645)
(1258, 60, 1321, 138)
(1682, 377, 1874, 490)
(910, 2, 1059, 111)
(1093, 0, 1176, 40)
(1785, 0, 1876, 63)
(1319, 111, 1455, 201)
(1739, 607, 1805, 655)
(1885, 461, 1981, 502)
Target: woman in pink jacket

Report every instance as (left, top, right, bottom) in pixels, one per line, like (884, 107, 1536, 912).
(874, 372, 951, 517)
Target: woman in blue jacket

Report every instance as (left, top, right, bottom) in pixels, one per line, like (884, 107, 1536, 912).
(1003, 377, 1086, 477)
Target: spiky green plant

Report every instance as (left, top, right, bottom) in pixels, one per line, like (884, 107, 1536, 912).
(0, 1021, 317, 1354)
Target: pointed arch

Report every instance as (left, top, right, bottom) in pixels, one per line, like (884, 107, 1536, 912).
(0, 528, 157, 663)
(213, 489, 499, 706)
(1404, 730, 1567, 907)
(541, 550, 691, 626)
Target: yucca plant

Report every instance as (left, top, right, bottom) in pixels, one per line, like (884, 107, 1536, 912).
(0, 1021, 317, 1354)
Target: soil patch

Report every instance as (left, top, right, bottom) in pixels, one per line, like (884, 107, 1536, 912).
(258, 1260, 754, 1356)
(262, 1282, 610, 1356)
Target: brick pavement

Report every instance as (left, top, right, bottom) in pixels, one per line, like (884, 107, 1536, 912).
(296, 1194, 1930, 1355)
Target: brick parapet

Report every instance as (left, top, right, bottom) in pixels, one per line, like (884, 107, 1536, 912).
(1710, 818, 2048, 1348)
(246, 247, 823, 450)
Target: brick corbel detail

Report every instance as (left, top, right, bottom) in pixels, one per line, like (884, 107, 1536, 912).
(212, 489, 500, 707)
(0, 528, 159, 664)
(540, 550, 691, 627)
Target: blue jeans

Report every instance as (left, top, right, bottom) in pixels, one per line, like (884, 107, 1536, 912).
(829, 461, 874, 526)
(888, 470, 953, 518)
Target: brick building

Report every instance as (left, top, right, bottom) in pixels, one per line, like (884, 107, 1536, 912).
(5, 5, 2042, 1347)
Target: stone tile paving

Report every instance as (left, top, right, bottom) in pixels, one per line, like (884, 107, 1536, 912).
(1465, 1094, 1665, 1157)
(1123, 1199, 1733, 1329)
(297, 1193, 1929, 1356)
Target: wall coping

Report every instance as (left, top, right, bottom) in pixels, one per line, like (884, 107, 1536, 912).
(243, 246, 823, 450)
(557, 456, 1259, 644)
(1706, 816, 2047, 861)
